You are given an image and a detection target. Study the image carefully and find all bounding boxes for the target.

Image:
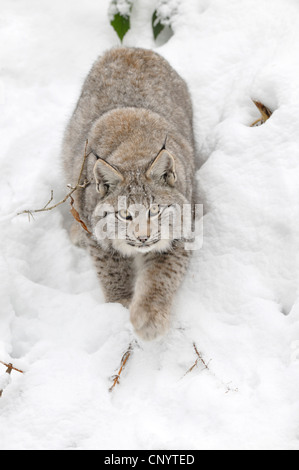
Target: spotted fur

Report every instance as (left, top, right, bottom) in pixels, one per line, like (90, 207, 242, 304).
(62, 47, 197, 340)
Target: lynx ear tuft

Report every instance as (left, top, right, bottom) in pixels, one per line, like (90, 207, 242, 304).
(93, 158, 124, 197)
(146, 149, 177, 187)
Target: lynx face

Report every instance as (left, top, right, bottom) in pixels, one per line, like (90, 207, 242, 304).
(93, 199, 182, 256)
(91, 147, 188, 256)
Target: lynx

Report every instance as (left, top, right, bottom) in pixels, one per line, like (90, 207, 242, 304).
(62, 47, 197, 340)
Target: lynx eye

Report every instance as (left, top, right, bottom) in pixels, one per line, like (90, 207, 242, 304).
(117, 209, 133, 221)
(148, 204, 160, 218)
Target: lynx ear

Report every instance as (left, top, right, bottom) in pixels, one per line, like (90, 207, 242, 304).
(146, 149, 177, 187)
(93, 158, 124, 197)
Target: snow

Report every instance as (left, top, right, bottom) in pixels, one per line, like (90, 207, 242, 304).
(108, 0, 134, 20)
(153, 0, 180, 27)
(1, 0, 299, 450)
(0, 370, 11, 393)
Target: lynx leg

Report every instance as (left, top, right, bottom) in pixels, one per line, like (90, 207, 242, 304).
(130, 244, 190, 340)
(89, 240, 135, 306)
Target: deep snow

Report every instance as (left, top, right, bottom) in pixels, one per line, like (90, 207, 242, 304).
(0, 0, 299, 450)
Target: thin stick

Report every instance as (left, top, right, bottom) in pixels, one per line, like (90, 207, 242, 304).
(109, 342, 134, 392)
(43, 190, 54, 209)
(0, 362, 23, 398)
(17, 140, 91, 218)
(183, 343, 238, 394)
(250, 118, 262, 127)
(250, 100, 272, 127)
(193, 343, 210, 369)
(0, 360, 24, 374)
(184, 342, 210, 376)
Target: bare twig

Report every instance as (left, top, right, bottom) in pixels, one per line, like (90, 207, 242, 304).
(183, 342, 238, 394)
(184, 342, 211, 376)
(0, 360, 24, 374)
(17, 140, 91, 221)
(43, 190, 54, 209)
(0, 361, 24, 398)
(109, 342, 135, 392)
(250, 100, 273, 127)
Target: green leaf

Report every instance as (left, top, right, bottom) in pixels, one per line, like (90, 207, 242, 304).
(110, 12, 131, 42)
(152, 10, 165, 40)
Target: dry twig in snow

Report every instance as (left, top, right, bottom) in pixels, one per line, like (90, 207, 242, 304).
(183, 343, 238, 394)
(250, 100, 273, 127)
(184, 342, 211, 376)
(109, 342, 135, 392)
(0, 361, 24, 398)
(17, 140, 91, 231)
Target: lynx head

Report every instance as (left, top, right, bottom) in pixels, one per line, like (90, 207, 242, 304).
(90, 142, 188, 256)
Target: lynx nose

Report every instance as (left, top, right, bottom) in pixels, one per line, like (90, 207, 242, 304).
(137, 235, 149, 244)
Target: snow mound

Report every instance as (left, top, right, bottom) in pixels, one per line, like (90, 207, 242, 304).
(0, 0, 298, 450)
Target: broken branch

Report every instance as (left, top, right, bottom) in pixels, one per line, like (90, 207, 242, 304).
(17, 140, 91, 221)
(184, 342, 210, 376)
(250, 100, 273, 127)
(109, 342, 135, 392)
(0, 361, 24, 374)
(183, 343, 238, 394)
(0, 361, 24, 398)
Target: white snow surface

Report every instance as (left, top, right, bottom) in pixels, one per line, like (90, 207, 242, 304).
(154, 0, 180, 27)
(1, 0, 299, 450)
(108, 0, 134, 21)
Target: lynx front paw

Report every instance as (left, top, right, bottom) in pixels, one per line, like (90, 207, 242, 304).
(130, 302, 171, 341)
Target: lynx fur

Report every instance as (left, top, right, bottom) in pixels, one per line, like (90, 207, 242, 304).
(62, 47, 197, 340)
